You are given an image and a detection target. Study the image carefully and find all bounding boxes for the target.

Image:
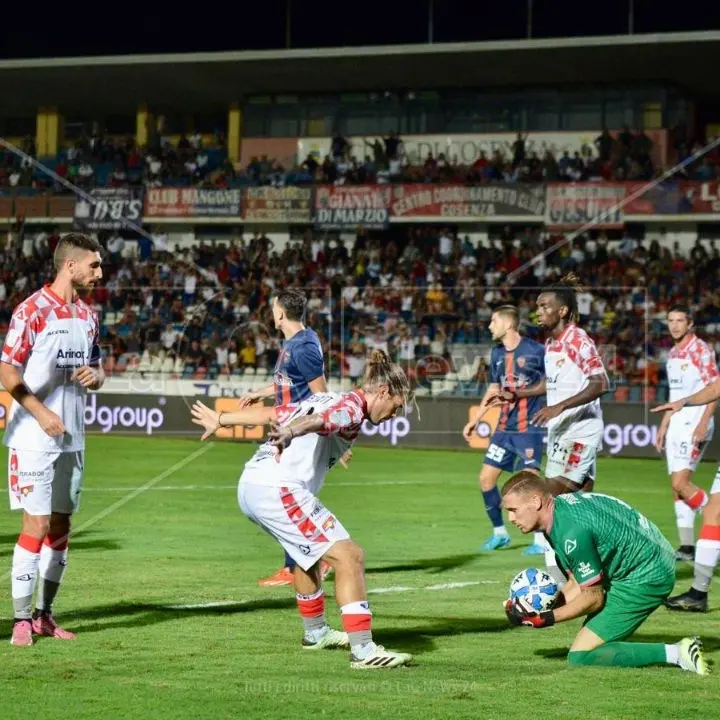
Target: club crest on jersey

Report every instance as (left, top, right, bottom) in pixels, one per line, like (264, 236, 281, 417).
(517, 357, 526, 368)
(555, 357, 566, 367)
(322, 515, 336, 531)
(564, 539, 577, 554)
(525, 448, 534, 459)
(681, 363, 689, 371)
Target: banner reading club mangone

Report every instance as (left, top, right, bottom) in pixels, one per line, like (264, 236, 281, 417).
(391, 184, 546, 219)
(144, 187, 242, 217)
(313, 185, 392, 229)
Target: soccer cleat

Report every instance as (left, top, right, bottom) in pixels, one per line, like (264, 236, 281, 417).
(665, 590, 708, 613)
(31, 612, 76, 640)
(320, 561, 334, 581)
(258, 567, 294, 587)
(677, 636, 711, 675)
(302, 628, 349, 650)
(522, 543, 546, 556)
(10, 620, 33, 646)
(480, 534, 511, 551)
(350, 645, 413, 670)
(675, 546, 695, 562)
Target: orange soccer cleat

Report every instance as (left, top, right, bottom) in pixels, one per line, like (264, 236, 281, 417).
(258, 567, 295, 587)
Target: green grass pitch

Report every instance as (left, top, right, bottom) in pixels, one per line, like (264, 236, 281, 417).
(0, 437, 718, 719)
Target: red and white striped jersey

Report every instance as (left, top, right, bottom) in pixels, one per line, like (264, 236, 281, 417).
(1, 285, 100, 452)
(544, 324, 607, 440)
(242, 391, 367, 494)
(667, 334, 719, 432)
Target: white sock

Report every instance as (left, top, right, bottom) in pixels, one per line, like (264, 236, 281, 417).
(493, 526, 509, 537)
(11, 535, 42, 620)
(674, 500, 695, 547)
(665, 644, 680, 666)
(36, 538, 68, 613)
(693, 526, 720, 592)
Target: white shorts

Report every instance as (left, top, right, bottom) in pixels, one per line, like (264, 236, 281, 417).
(545, 431, 600, 488)
(665, 426, 712, 474)
(8, 449, 84, 516)
(238, 481, 350, 571)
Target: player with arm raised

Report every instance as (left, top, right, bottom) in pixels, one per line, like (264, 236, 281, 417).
(191, 350, 414, 669)
(1, 232, 104, 646)
(239, 289, 332, 588)
(501, 471, 709, 675)
(652, 376, 720, 612)
(653, 305, 719, 563)
(462, 305, 546, 553)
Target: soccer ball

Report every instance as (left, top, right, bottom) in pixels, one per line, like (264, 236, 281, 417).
(509, 568, 559, 612)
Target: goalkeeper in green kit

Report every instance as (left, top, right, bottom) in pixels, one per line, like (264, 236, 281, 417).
(501, 471, 710, 674)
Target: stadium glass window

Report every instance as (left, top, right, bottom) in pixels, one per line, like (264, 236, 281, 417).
(526, 104, 560, 132)
(268, 115, 301, 137)
(560, 92, 603, 131)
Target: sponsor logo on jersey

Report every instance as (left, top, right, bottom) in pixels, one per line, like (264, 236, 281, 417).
(564, 539, 577, 554)
(310, 503, 323, 518)
(298, 544, 311, 555)
(46, 329, 70, 336)
(57, 349, 86, 359)
(577, 561, 595, 579)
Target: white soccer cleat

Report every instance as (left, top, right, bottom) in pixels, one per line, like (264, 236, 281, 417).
(677, 636, 711, 675)
(302, 627, 349, 650)
(350, 645, 413, 669)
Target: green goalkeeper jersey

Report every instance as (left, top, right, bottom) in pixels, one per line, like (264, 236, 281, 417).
(546, 492, 675, 589)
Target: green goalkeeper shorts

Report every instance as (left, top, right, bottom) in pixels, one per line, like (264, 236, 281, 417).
(584, 574, 675, 644)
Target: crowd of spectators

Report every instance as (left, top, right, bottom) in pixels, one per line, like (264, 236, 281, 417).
(3, 123, 719, 193)
(1, 220, 719, 398)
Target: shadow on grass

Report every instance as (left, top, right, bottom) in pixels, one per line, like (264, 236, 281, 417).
(0, 600, 512, 657)
(0, 537, 122, 558)
(366, 554, 478, 575)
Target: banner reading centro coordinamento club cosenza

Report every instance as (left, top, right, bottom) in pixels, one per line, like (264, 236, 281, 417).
(390, 184, 545, 219)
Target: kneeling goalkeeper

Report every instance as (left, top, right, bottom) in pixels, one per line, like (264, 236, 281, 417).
(501, 471, 709, 674)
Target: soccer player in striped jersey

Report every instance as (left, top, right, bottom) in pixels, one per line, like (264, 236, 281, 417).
(654, 306, 719, 562)
(238, 289, 330, 588)
(463, 306, 546, 553)
(653, 377, 720, 612)
(191, 350, 414, 669)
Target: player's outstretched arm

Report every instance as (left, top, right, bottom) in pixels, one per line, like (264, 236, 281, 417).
(515, 378, 547, 400)
(652, 380, 720, 415)
(237, 384, 275, 409)
(191, 400, 276, 441)
(0, 362, 66, 437)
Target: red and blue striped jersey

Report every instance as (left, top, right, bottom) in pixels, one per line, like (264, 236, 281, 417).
(273, 328, 325, 406)
(489, 337, 545, 433)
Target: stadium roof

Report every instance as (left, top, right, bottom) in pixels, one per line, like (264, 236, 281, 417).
(1, 31, 719, 115)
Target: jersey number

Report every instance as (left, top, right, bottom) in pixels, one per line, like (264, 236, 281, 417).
(487, 444, 506, 462)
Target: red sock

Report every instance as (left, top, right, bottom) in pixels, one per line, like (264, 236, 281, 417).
(297, 589, 326, 633)
(341, 601, 373, 648)
(687, 490, 709, 511)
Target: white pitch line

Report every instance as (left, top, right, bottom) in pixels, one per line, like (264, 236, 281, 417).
(165, 580, 497, 609)
(79, 480, 674, 495)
